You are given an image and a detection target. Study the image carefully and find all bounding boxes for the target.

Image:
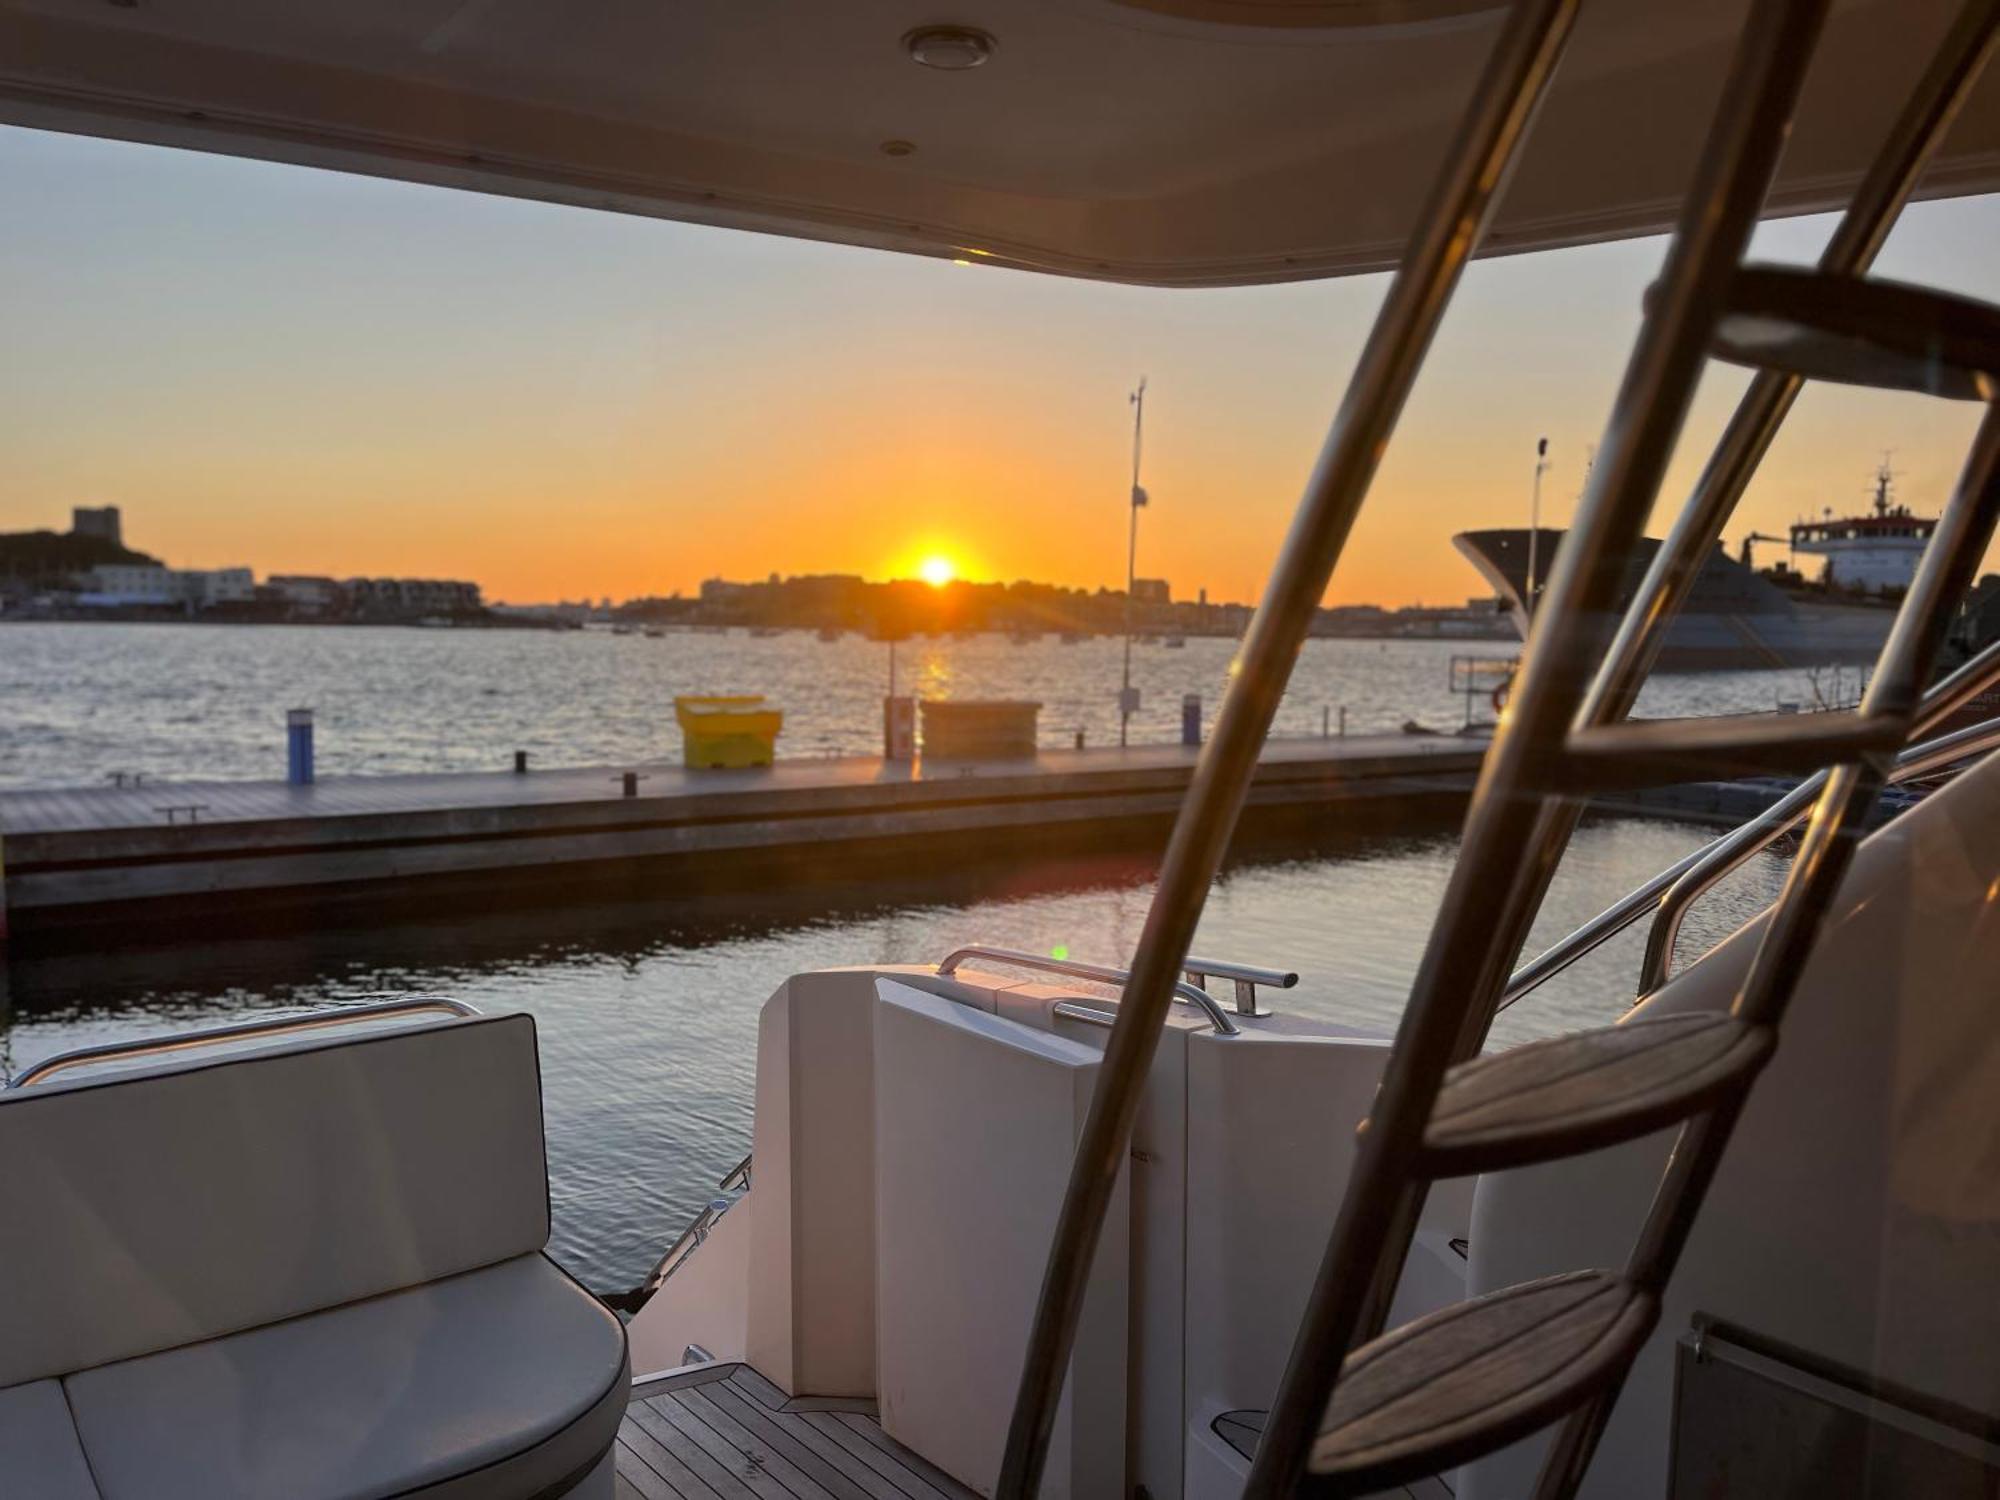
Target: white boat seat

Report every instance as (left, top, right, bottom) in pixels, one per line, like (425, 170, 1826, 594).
(0, 1380, 98, 1500)
(65, 1252, 628, 1500)
(0, 1011, 627, 1499)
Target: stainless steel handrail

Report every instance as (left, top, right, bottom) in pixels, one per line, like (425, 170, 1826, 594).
(1499, 634, 2000, 1009)
(1183, 954, 1299, 1017)
(1251, 0, 1844, 1486)
(624, 1194, 739, 1306)
(718, 1153, 752, 1193)
(1636, 711, 2000, 994)
(936, 945, 1239, 1035)
(1051, 1001, 1116, 1030)
(616, 1152, 755, 1311)
(1001, 0, 1585, 1488)
(8, 996, 481, 1088)
(1498, 699, 2000, 1013)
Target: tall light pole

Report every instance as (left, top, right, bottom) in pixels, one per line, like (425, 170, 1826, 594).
(1526, 435, 1549, 626)
(1120, 377, 1148, 748)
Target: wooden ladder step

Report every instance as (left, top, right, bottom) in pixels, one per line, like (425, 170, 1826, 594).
(1309, 1271, 1654, 1494)
(1712, 265, 2000, 400)
(1418, 1013, 1771, 1176)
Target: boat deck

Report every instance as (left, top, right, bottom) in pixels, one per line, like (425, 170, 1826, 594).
(614, 1362, 1451, 1499)
(615, 1361, 978, 1500)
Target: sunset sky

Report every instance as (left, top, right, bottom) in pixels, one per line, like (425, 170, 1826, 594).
(3, 124, 1997, 608)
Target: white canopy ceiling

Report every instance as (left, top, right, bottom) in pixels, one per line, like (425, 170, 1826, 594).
(1, 0, 1994, 285)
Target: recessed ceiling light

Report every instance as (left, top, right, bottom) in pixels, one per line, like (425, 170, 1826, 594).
(904, 26, 996, 71)
(879, 139, 917, 158)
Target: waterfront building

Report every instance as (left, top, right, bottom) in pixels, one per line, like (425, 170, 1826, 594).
(344, 577, 483, 616)
(184, 568, 256, 606)
(78, 564, 254, 608)
(267, 574, 342, 617)
(76, 563, 175, 607)
(70, 505, 122, 545)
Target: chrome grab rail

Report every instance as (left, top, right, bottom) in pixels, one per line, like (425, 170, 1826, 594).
(1183, 954, 1299, 1017)
(1051, 1001, 1116, 1030)
(936, 945, 1240, 1035)
(8, 996, 481, 1089)
(1496, 642, 2000, 1013)
(614, 1152, 755, 1312)
(1001, 2, 1585, 1486)
(621, 1195, 738, 1309)
(1637, 711, 2000, 994)
(1249, 0, 1995, 1487)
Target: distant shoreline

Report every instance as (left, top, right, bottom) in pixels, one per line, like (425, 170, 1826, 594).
(0, 612, 572, 631)
(0, 614, 1518, 642)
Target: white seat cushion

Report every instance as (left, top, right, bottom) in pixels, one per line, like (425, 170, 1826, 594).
(0, 1379, 99, 1499)
(0, 1013, 551, 1388)
(65, 1253, 627, 1500)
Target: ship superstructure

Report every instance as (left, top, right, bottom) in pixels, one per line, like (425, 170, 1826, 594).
(1787, 460, 1940, 593)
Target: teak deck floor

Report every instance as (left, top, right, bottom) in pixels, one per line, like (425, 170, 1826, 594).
(614, 1361, 977, 1500)
(613, 1362, 1453, 1499)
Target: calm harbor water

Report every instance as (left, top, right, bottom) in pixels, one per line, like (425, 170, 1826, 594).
(0, 621, 1857, 789)
(0, 622, 1803, 1293)
(0, 809, 1788, 1296)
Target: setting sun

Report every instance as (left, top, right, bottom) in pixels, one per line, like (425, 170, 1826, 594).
(917, 556, 956, 588)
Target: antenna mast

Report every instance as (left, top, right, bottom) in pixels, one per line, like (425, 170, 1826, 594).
(1526, 437, 1550, 625)
(1872, 449, 1899, 516)
(1120, 378, 1147, 748)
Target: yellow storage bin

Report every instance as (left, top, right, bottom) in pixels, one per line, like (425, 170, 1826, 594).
(675, 695, 784, 769)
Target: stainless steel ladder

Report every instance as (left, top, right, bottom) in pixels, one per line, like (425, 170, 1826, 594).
(992, 0, 2000, 1495)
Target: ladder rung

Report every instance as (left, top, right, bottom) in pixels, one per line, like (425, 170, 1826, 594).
(1555, 709, 1902, 791)
(1309, 1271, 1653, 1493)
(1419, 1013, 1772, 1176)
(1712, 265, 2000, 401)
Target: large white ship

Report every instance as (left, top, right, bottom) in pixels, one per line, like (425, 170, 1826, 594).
(1780, 460, 1939, 593)
(1454, 526, 1900, 670)
(1456, 462, 1951, 671)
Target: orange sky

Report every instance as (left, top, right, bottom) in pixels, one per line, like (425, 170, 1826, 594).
(3, 127, 1996, 607)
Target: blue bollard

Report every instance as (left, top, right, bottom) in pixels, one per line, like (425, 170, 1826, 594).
(1182, 693, 1201, 747)
(287, 708, 315, 786)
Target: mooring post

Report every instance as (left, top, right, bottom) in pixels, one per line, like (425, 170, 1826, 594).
(883, 697, 915, 762)
(514, 750, 530, 774)
(287, 708, 315, 786)
(1182, 694, 1202, 747)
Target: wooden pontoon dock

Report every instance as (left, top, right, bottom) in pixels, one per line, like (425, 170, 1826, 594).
(0, 736, 1486, 940)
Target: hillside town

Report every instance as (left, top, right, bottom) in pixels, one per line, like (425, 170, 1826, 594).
(0, 506, 491, 624)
